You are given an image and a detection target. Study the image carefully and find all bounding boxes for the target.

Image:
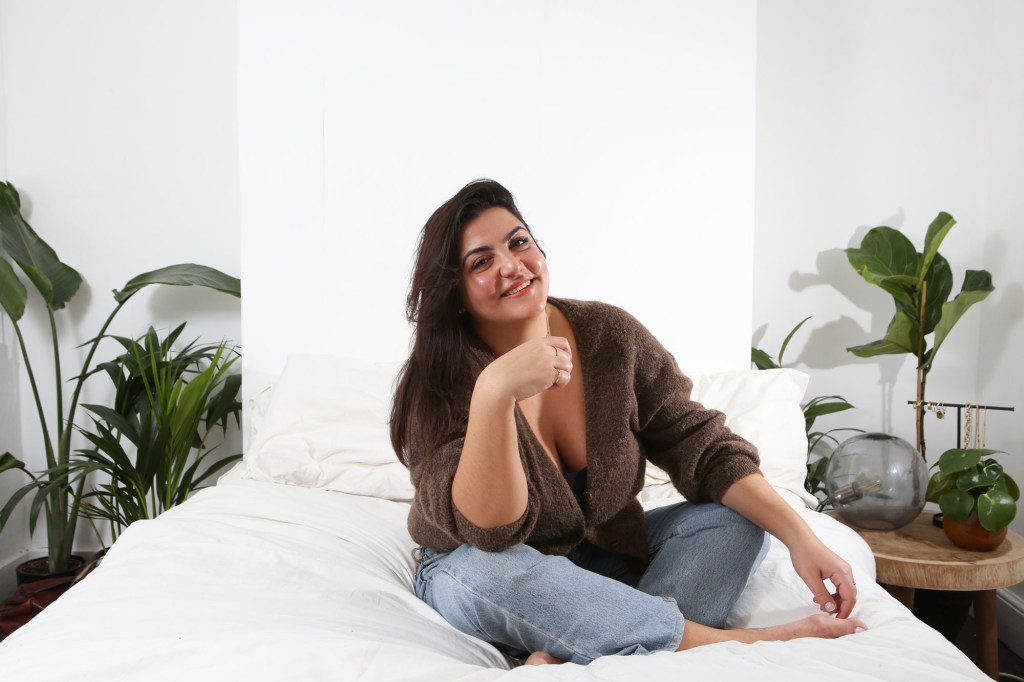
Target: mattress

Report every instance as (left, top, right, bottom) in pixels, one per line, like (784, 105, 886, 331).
(0, 463, 986, 680)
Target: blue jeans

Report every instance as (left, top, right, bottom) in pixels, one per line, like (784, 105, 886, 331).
(413, 501, 771, 666)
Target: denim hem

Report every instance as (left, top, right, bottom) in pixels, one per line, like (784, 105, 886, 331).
(437, 567, 595, 664)
(653, 596, 685, 654)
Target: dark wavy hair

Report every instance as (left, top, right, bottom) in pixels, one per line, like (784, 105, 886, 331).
(389, 179, 545, 466)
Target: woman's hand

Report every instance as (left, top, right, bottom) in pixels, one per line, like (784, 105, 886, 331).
(479, 336, 574, 402)
(789, 537, 858, 619)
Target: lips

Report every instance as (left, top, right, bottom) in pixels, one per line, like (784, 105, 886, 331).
(501, 278, 534, 297)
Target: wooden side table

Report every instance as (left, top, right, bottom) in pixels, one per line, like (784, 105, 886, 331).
(830, 510, 1024, 680)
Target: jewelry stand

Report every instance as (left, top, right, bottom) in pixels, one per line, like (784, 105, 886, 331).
(905, 400, 1016, 527)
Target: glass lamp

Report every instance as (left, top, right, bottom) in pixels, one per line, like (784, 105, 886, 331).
(825, 432, 928, 531)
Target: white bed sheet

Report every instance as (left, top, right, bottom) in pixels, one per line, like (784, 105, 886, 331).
(0, 464, 986, 681)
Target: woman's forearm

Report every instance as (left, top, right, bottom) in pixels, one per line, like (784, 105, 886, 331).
(451, 373, 529, 528)
(720, 473, 817, 548)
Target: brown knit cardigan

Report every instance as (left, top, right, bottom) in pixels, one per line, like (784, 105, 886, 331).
(403, 296, 763, 572)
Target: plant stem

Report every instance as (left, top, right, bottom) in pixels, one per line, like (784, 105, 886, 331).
(58, 299, 129, 470)
(916, 280, 928, 460)
(11, 320, 56, 468)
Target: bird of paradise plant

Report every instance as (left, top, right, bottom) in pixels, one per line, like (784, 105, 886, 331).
(0, 180, 240, 574)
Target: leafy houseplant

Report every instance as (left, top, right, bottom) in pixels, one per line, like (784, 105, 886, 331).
(925, 448, 1019, 551)
(845, 212, 994, 459)
(72, 325, 242, 545)
(0, 180, 241, 576)
(752, 316, 864, 511)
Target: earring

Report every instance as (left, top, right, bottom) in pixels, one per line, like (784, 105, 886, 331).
(458, 306, 466, 314)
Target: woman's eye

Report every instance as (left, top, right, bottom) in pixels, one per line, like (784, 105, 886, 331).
(470, 237, 529, 270)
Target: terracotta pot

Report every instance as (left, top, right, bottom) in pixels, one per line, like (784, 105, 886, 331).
(15, 555, 87, 586)
(943, 509, 1008, 551)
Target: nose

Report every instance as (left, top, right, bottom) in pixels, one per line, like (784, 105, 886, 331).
(498, 253, 528, 279)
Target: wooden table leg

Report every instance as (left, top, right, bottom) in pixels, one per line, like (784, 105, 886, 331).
(883, 584, 915, 610)
(973, 589, 999, 680)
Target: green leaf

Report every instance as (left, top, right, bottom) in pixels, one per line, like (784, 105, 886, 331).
(977, 489, 1016, 532)
(928, 270, 995, 370)
(81, 403, 140, 445)
(0, 480, 39, 532)
(921, 252, 953, 335)
(998, 475, 1021, 501)
(0, 451, 26, 475)
(751, 347, 777, 370)
(778, 316, 812, 366)
(846, 309, 919, 357)
(956, 467, 993, 492)
(980, 461, 1003, 485)
(939, 488, 976, 523)
(926, 471, 953, 503)
(0, 181, 83, 310)
(0, 245, 27, 321)
(112, 263, 240, 303)
(846, 226, 920, 315)
(918, 212, 956, 285)
(937, 448, 999, 474)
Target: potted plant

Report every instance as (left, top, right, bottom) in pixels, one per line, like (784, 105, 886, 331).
(845, 212, 994, 459)
(72, 324, 242, 546)
(926, 448, 1019, 551)
(0, 180, 241, 583)
(752, 315, 864, 511)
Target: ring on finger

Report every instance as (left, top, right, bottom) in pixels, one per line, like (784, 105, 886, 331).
(553, 368, 561, 384)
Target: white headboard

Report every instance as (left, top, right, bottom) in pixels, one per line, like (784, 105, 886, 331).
(238, 1, 758, 448)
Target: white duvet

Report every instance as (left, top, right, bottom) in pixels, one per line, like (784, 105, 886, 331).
(0, 465, 986, 681)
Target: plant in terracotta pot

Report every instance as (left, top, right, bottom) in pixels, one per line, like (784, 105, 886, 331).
(925, 447, 1018, 551)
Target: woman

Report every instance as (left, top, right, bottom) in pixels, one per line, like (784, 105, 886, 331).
(390, 179, 868, 666)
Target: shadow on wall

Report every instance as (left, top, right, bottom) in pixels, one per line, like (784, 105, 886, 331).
(976, 230, 1023, 394)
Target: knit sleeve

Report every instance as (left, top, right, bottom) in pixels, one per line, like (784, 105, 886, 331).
(628, 313, 763, 504)
(406, 432, 541, 552)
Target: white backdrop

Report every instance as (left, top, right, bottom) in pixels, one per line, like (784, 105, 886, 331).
(238, 0, 759, 438)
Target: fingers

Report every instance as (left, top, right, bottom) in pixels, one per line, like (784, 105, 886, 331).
(546, 336, 572, 360)
(831, 570, 858, 619)
(810, 584, 838, 615)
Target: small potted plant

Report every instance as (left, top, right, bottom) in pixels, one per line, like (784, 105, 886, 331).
(925, 448, 1019, 551)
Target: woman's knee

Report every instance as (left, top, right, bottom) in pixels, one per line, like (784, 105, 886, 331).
(420, 544, 545, 611)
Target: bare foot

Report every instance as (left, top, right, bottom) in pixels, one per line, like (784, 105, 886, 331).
(678, 614, 869, 651)
(524, 651, 566, 665)
(755, 614, 868, 642)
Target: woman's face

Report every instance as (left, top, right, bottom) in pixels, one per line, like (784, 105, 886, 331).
(457, 206, 548, 325)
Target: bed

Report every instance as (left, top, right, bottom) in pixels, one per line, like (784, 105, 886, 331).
(0, 354, 987, 680)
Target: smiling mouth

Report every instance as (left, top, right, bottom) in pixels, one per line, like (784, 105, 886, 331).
(501, 278, 535, 298)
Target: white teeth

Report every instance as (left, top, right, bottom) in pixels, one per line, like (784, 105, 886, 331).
(503, 279, 532, 296)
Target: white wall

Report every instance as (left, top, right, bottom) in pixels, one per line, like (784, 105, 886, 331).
(755, 0, 1023, 594)
(0, 0, 241, 567)
(238, 0, 759, 427)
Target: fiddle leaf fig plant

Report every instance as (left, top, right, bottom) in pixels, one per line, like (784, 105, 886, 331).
(926, 448, 1019, 532)
(0, 180, 241, 574)
(845, 212, 995, 459)
(752, 315, 864, 511)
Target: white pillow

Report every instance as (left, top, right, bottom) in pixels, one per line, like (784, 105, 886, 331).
(244, 355, 816, 509)
(641, 368, 818, 509)
(246, 384, 275, 445)
(242, 354, 415, 501)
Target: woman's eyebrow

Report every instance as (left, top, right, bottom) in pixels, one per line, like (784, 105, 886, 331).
(462, 226, 526, 265)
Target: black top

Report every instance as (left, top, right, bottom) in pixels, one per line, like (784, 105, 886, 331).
(562, 466, 588, 507)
